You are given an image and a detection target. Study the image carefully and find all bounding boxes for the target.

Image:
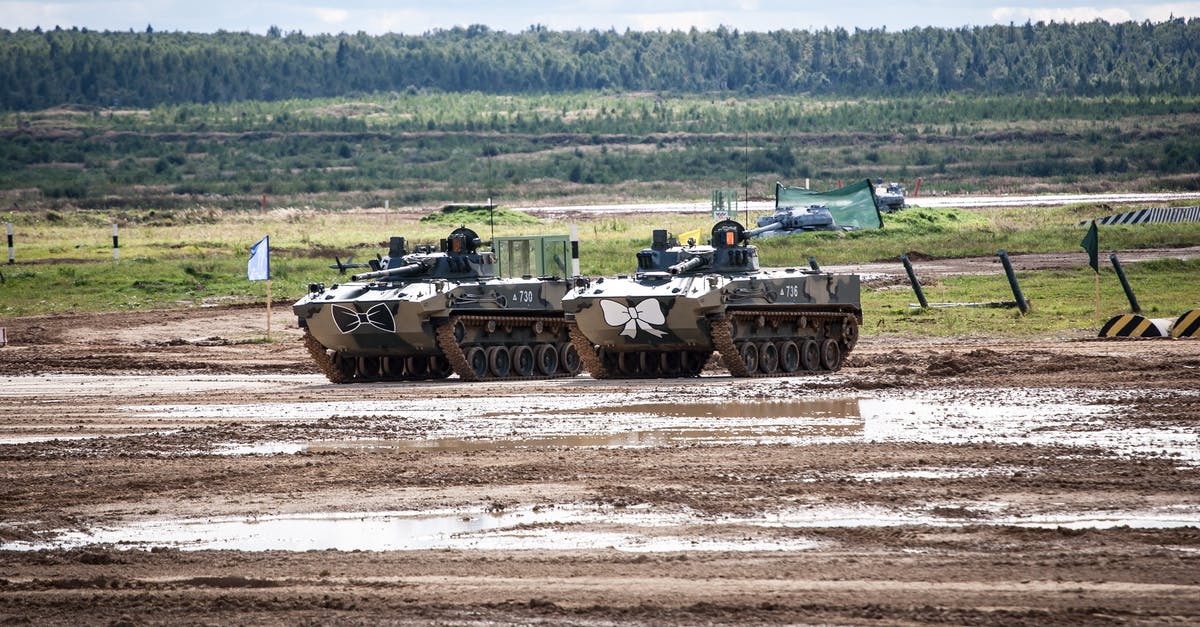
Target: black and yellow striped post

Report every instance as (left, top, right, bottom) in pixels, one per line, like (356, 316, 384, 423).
(1171, 309, 1200, 338)
(1098, 314, 1173, 337)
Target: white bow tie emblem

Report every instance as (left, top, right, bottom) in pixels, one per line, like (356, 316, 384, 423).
(600, 299, 667, 339)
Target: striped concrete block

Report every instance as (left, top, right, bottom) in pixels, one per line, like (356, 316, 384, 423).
(1171, 309, 1200, 338)
(1098, 314, 1173, 337)
(1079, 206, 1200, 226)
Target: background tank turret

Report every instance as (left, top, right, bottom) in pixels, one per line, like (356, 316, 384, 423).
(564, 220, 861, 378)
(745, 204, 837, 238)
(874, 179, 906, 212)
(294, 226, 582, 383)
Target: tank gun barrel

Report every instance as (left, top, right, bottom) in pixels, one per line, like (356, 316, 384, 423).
(668, 255, 707, 275)
(744, 221, 783, 238)
(351, 262, 424, 282)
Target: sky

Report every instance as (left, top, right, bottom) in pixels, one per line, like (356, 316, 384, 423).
(1, 0, 1197, 35)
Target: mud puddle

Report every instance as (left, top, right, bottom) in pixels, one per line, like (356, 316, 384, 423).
(161, 389, 1200, 464)
(8, 503, 1199, 553)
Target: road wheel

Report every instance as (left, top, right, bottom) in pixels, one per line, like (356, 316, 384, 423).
(640, 352, 663, 377)
(801, 339, 821, 371)
(510, 345, 535, 377)
(560, 343, 582, 375)
(842, 318, 859, 351)
(332, 354, 356, 381)
(429, 356, 454, 379)
(382, 356, 404, 379)
(660, 351, 683, 377)
(405, 355, 429, 378)
(357, 356, 381, 379)
(738, 342, 759, 374)
(534, 344, 559, 376)
(685, 351, 709, 376)
(618, 351, 641, 376)
(757, 341, 778, 374)
(778, 341, 801, 373)
(465, 347, 488, 379)
(821, 338, 842, 371)
(487, 346, 511, 377)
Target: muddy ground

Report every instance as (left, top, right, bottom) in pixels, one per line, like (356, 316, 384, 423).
(0, 302, 1198, 626)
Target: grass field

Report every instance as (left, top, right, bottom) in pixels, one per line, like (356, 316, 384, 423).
(2, 202, 1197, 338)
(2, 93, 1198, 213)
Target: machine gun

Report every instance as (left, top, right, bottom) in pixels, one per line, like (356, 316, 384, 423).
(744, 205, 836, 239)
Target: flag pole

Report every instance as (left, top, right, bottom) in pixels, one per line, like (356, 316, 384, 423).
(1094, 270, 1100, 327)
(266, 279, 272, 339)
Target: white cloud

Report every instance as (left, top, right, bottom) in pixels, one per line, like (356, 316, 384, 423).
(991, 6, 1133, 23)
(1131, 2, 1200, 21)
(626, 11, 724, 31)
(310, 7, 349, 26)
(987, 3, 1200, 25)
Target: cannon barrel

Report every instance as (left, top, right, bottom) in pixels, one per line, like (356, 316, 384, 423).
(668, 256, 707, 275)
(744, 221, 784, 238)
(351, 262, 424, 282)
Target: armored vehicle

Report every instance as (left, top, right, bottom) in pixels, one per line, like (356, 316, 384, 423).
(294, 226, 581, 383)
(565, 220, 861, 379)
(874, 179, 906, 212)
(745, 204, 838, 238)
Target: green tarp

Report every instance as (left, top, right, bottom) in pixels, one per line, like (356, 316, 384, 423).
(775, 179, 884, 230)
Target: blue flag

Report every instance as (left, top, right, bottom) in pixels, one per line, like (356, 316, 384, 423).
(248, 236, 270, 281)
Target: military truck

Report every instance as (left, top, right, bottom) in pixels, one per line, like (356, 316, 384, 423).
(294, 226, 581, 383)
(565, 220, 861, 378)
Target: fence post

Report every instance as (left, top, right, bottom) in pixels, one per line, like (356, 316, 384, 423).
(1109, 253, 1141, 313)
(6, 223, 12, 264)
(998, 250, 1029, 313)
(901, 253, 929, 309)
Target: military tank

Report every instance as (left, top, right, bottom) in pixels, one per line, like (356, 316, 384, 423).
(874, 179, 906, 212)
(294, 226, 581, 383)
(564, 220, 861, 378)
(744, 204, 839, 238)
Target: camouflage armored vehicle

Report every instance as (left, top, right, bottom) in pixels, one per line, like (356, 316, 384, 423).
(874, 179, 906, 212)
(564, 220, 861, 378)
(744, 204, 838, 238)
(294, 226, 581, 383)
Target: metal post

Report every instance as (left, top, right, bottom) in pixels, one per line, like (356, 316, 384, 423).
(807, 256, 820, 272)
(901, 253, 929, 309)
(570, 224, 581, 277)
(1109, 253, 1141, 313)
(997, 250, 1029, 313)
(6, 223, 12, 264)
(111, 224, 119, 261)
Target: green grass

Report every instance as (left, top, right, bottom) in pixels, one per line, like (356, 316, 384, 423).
(2, 203, 1198, 339)
(418, 205, 542, 226)
(3, 92, 1199, 213)
(866, 259, 1200, 337)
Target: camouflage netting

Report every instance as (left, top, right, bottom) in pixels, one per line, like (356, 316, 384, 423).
(775, 179, 884, 230)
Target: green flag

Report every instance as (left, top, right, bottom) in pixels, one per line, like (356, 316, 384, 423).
(1081, 220, 1098, 273)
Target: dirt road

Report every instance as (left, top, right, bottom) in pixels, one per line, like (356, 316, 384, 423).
(1, 305, 1198, 625)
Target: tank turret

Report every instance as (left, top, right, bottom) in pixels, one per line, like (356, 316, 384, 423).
(564, 220, 861, 379)
(744, 205, 837, 239)
(293, 226, 582, 383)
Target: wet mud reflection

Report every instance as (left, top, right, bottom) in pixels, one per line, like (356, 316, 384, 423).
(8, 503, 1199, 553)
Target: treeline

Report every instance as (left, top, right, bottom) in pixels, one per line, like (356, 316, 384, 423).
(2, 19, 1198, 110)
